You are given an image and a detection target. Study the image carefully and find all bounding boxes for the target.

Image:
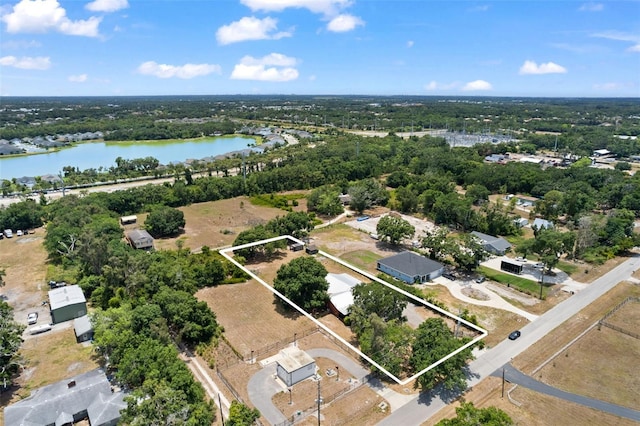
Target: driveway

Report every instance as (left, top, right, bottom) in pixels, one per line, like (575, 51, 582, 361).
(429, 277, 539, 322)
(494, 364, 640, 422)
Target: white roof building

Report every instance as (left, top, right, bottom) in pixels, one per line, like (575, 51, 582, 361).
(49, 285, 86, 311)
(326, 273, 361, 316)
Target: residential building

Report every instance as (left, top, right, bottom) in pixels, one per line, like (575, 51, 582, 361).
(4, 368, 126, 426)
(377, 251, 444, 284)
(471, 231, 512, 255)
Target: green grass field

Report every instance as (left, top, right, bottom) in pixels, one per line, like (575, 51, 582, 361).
(479, 266, 547, 298)
(340, 250, 381, 271)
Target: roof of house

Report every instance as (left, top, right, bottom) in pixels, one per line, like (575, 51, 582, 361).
(277, 346, 315, 373)
(471, 231, 512, 252)
(378, 251, 443, 277)
(326, 273, 361, 316)
(126, 229, 153, 242)
(74, 315, 93, 336)
(4, 368, 126, 426)
(532, 218, 553, 229)
(49, 285, 86, 311)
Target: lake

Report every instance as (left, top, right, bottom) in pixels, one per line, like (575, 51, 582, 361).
(0, 137, 256, 180)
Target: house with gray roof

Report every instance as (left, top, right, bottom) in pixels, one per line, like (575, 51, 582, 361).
(4, 368, 126, 426)
(74, 315, 94, 343)
(471, 231, 512, 255)
(126, 229, 154, 250)
(532, 218, 553, 230)
(377, 251, 444, 284)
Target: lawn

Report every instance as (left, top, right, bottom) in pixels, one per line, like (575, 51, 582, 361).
(340, 249, 382, 271)
(478, 266, 547, 298)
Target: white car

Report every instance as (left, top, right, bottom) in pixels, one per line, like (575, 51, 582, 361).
(27, 312, 38, 325)
(16, 230, 23, 237)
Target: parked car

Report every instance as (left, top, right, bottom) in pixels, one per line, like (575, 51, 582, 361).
(508, 330, 521, 340)
(27, 312, 38, 325)
(16, 230, 23, 237)
(442, 272, 456, 280)
(475, 275, 486, 284)
(29, 324, 52, 335)
(3, 229, 12, 238)
(49, 280, 67, 289)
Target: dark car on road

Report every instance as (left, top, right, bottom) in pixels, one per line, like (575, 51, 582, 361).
(508, 330, 521, 340)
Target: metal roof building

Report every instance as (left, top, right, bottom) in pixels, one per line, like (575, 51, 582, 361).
(49, 285, 87, 324)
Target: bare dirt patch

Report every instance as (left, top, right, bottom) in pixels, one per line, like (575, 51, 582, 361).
(571, 255, 631, 283)
(196, 280, 315, 358)
(461, 287, 491, 301)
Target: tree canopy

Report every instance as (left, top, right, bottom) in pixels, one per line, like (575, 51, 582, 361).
(273, 256, 329, 311)
(145, 205, 186, 238)
(436, 402, 513, 426)
(410, 318, 474, 392)
(0, 300, 25, 390)
(376, 215, 415, 245)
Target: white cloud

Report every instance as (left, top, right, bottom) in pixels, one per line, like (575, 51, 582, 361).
(592, 31, 640, 53)
(462, 80, 492, 91)
(2, 0, 101, 37)
(327, 14, 364, 32)
(86, 0, 129, 12)
(519, 60, 567, 75)
(579, 2, 603, 12)
(68, 74, 88, 82)
(407, 40, 414, 48)
(137, 61, 222, 79)
(231, 53, 299, 82)
(308, 74, 316, 81)
(0, 39, 41, 49)
(216, 16, 292, 45)
(0, 55, 51, 70)
(240, 0, 350, 16)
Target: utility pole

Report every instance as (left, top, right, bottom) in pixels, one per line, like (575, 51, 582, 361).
(501, 368, 505, 398)
(539, 263, 545, 300)
(316, 379, 322, 426)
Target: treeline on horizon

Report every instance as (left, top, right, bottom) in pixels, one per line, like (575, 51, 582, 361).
(1, 96, 639, 155)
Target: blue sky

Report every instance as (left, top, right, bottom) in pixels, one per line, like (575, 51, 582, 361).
(0, 0, 638, 97)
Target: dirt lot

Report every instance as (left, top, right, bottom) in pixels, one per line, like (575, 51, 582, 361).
(197, 279, 315, 358)
(429, 281, 640, 425)
(153, 196, 305, 251)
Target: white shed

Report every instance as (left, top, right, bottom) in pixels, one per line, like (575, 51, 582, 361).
(276, 346, 316, 387)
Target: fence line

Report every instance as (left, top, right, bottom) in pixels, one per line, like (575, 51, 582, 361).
(273, 375, 373, 426)
(599, 321, 640, 340)
(215, 367, 244, 404)
(242, 327, 319, 362)
(600, 296, 640, 322)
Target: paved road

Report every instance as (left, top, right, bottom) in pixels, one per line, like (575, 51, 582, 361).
(493, 364, 640, 422)
(378, 254, 640, 425)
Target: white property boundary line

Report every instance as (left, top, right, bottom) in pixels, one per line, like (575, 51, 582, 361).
(220, 235, 488, 386)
